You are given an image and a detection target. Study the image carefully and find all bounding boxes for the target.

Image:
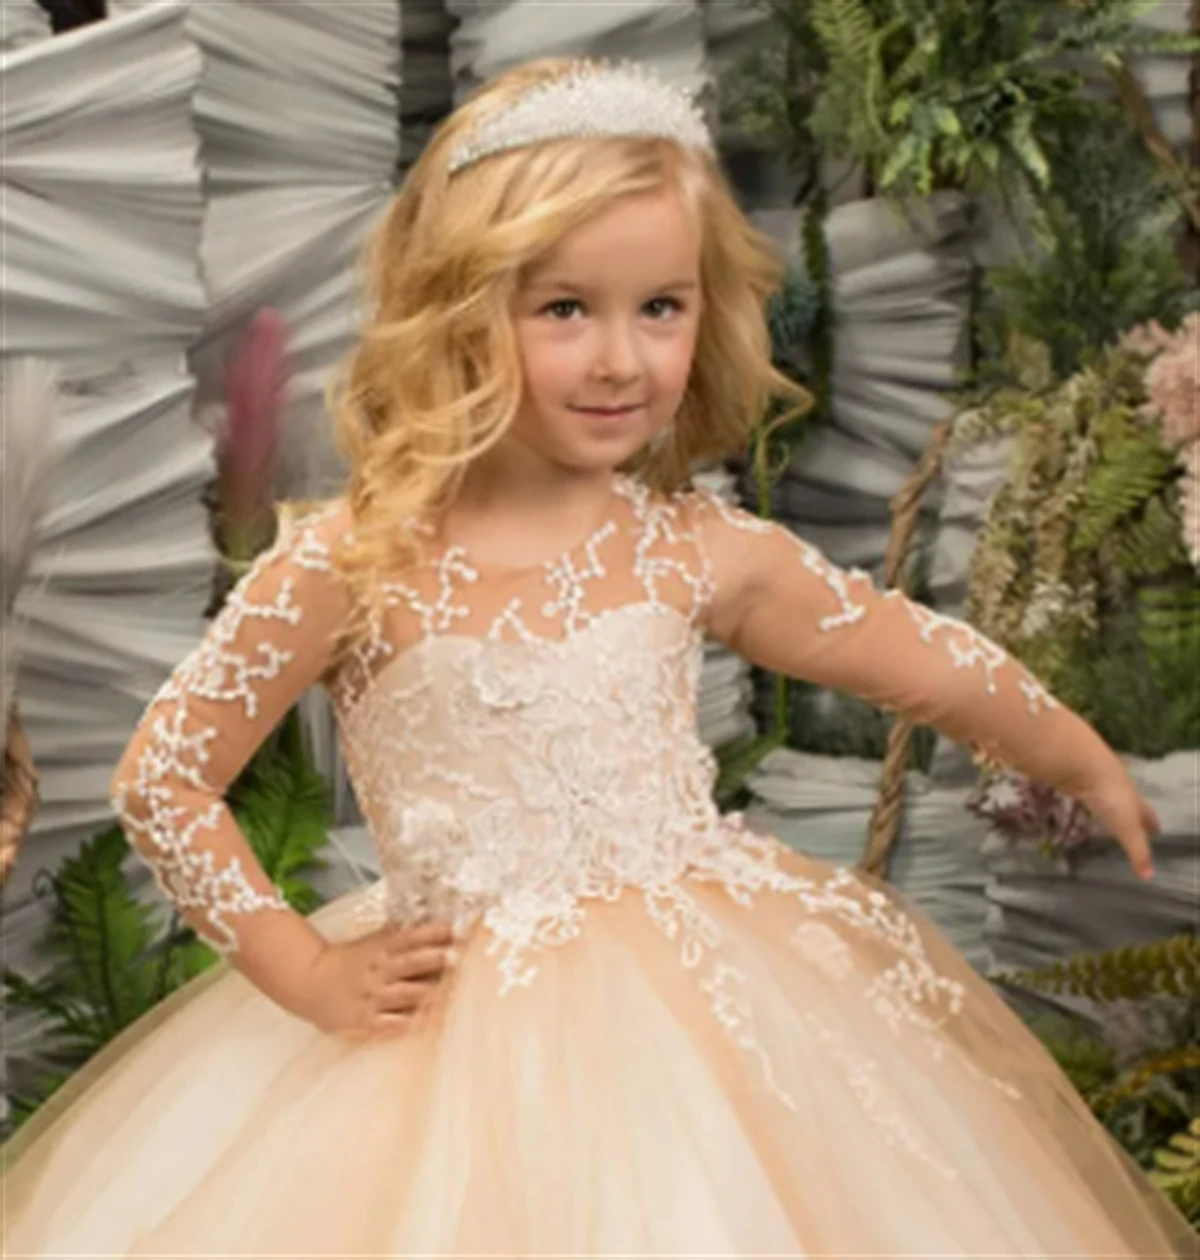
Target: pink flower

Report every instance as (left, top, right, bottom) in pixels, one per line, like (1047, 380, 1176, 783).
(1143, 313, 1200, 448)
(216, 309, 290, 562)
(1120, 319, 1175, 358)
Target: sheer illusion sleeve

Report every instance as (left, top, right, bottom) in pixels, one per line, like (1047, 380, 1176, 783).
(692, 491, 1118, 792)
(109, 501, 355, 957)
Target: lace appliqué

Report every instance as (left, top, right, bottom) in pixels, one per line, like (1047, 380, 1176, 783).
(694, 488, 1058, 714)
(892, 597, 1058, 715)
(682, 819, 1021, 1167)
(110, 509, 341, 954)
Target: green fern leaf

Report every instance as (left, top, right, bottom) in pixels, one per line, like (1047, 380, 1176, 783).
(1148, 1118, 1200, 1221)
(1006, 111, 1051, 190)
(1, 968, 99, 1044)
(879, 132, 919, 189)
(231, 711, 331, 914)
(1115, 498, 1190, 578)
(716, 729, 788, 807)
(1075, 438, 1177, 552)
(996, 934, 1200, 1002)
(1091, 1048, 1200, 1117)
(811, 0, 877, 70)
(889, 29, 936, 91)
(43, 827, 165, 1039)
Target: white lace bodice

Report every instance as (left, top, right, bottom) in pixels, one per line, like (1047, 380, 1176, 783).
(327, 478, 758, 989)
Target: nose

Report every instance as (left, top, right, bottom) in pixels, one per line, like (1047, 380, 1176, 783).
(591, 316, 641, 386)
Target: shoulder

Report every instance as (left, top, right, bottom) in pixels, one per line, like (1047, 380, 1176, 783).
(626, 479, 787, 633)
(661, 482, 782, 573)
(225, 497, 357, 616)
(620, 475, 766, 535)
(275, 495, 356, 560)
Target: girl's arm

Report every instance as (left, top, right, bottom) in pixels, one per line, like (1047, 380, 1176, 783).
(109, 501, 356, 1008)
(691, 491, 1157, 877)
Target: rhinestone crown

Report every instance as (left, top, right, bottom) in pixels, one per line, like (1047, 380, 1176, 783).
(448, 60, 714, 175)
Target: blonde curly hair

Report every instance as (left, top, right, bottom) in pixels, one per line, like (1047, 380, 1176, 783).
(325, 57, 809, 629)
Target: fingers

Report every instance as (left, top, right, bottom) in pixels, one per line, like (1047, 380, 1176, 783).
(1127, 834, 1155, 882)
(1121, 798, 1156, 882)
(1140, 797, 1162, 839)
(367, 1011, 415, 1038)
(388, 946, 457, 980)
(389, 922, 454, 951)
(375, 978, 435, 1013)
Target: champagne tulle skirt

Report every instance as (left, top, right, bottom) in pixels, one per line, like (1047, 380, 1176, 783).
(2, 845, 1193, 1258)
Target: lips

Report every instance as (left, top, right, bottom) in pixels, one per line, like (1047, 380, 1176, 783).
(571, 404, 642, 416)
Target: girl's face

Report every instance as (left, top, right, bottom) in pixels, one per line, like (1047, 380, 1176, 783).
(508, 187, 702, 475)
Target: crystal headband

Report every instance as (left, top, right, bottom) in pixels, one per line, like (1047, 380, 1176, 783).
(447, 61, 715, 175)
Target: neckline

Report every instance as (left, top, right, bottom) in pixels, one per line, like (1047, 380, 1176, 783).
(432, 474, 630, 576)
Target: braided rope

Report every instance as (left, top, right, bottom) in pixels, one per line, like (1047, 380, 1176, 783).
(1, 706, 41, 887)
(857, 415, 956, 878)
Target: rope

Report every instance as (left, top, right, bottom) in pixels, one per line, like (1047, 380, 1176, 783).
(1, 705, 41, 887)
(857, 415, 955, 878)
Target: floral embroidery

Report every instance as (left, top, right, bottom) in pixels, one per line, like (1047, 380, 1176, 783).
(110, 506, 343, 954)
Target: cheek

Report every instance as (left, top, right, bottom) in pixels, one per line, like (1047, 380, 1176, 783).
(519, 332, 585, 400)
(653, 327, 700, 395)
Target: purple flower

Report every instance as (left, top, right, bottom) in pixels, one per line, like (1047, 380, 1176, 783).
(968, 769, 1094, 852)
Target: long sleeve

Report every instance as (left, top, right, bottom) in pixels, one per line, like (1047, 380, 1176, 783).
(692, 492, 1119, 793)
(110, 500, 355, 958)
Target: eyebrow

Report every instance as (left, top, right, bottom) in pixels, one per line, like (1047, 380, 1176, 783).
(525, 278, 699, 293)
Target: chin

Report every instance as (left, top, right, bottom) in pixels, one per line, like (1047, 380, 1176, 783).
(569, 440, 647, 473)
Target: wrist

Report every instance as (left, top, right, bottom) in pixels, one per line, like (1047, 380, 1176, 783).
(228, 910, 328, 1014)
(1054, 731, 1126, 802)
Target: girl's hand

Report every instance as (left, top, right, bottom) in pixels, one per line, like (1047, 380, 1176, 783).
(1074, 767, 1160, 882)
(293, 921, 458, 1041)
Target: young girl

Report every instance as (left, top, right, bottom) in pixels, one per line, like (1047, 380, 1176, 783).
(2, 58, 1192, 1257)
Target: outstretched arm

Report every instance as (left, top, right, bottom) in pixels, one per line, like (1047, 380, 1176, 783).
(110, 501, 357, 1003)
(692, 491, 1157, 878)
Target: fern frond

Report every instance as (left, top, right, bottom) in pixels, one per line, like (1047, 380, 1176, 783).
(1114, 498, 1191, 577)
(811, 0, 877, 72)
(1148, 1118, 1200, 1222)
(1075, 438, 1177, 552)
(996, 934, 1200, 1002)
(1090, 1048, 1200, 1117)
(229, 707, 330, 914)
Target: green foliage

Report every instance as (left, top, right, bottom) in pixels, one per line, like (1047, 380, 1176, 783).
(720, 0, 831, 191)
(1003, 934, 1200, 1225)
(3, 705, 330, 1134)
(999, 934, 1199, 1003)
(728, 0, 1191, 204)
(1149, 1119, 1200, 1223)
(228, 707, 332, 915)
(715, 729, 789, 808)
(961, 341, 1199, 755)
(766, 259, 821, 372)
(977, 104, 1193, 382)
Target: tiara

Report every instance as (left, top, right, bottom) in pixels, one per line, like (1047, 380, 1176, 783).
(447, 61, 715, 175)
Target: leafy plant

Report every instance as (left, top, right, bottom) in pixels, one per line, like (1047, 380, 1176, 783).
(1000, 934, 1199, 1004)
(977, 103, 1194, 382)
(802, 0, 1191, 202)
(2, 707, 330, 1134)
(998, 933, 1200, 1226)
(1149, 1119, 1200, 1223)
(960, 337, 1199, 756)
